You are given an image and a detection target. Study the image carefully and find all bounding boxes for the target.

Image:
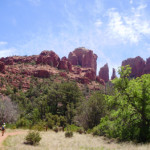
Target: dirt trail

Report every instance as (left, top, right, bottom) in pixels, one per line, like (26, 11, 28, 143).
(0, 131, 25, 148)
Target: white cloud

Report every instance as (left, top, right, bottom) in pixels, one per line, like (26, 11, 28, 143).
(107, 4, 150, 43)
(0, 48, 16, 57)
(0, 41, 8, 46)
(95, 20, 102, 27)
(28, 0, 41, 6)
(130, 0, 133, 4)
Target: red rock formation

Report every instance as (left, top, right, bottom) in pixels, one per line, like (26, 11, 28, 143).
(111, 68, 117, 80)
(99, 63, 109, 82)
(143, 57, 150, 74)
(72, 66, 82, 74)
(84, 69, 96, 81)
(0, 55, 38, 65)
(96, 76, 105, 86)
(33, 70, 50, 78)
(58, 57, 72, 71)
(122, 56, 145, 78)
(77, 77, 90, 84)
(59, 72, 68, 78)
(68, 47, 97, 73)
(36, 50, 60, 67)
(0, 57, 14, 65)
(0, 61, 5, 73)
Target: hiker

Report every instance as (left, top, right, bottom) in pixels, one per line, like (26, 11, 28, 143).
(2, 123, 6, 136)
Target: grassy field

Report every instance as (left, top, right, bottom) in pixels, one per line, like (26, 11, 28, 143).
(1, 129, 150, 150)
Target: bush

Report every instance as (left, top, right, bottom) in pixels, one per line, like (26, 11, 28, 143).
(64, 124, 79, 132)
(77, 127, 85, 134)
(92, 125, 101, 136)
(53, 126, 59, 133)
(25, 131, 41, 145)
(65, 131, 73, 138)
(32, 121, 46, 131)
(16, 118, 32, 128)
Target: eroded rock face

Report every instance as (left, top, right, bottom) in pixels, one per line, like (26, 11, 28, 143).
(0, 57, 14, 65)
(36, 50, 60, 67)
(0, 61, 5, 73)
(68, 47, 97, 73)
(122, 56, 145, 78)
(143, 57, 150, 74)
(59, 72, 68, 78)
(96, 76, 105, 86)
(58, 57, 72, 71)
(0, 55, 38, 65)
(84, 69, 96, 81)
(99, 63, 109, 82)
(77, 77, 90, 84)
(33, 70, 50, 78)
(111, 68, 117, 80)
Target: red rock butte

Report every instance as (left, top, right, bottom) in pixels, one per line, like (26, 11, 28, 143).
(122, 56, 150, 78)
(68, 47, 97, 74)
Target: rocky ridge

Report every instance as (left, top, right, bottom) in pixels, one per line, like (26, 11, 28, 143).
(0, 47, 150, 93)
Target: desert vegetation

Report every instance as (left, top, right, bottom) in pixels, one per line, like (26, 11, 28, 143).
(1, 65, 150, 149)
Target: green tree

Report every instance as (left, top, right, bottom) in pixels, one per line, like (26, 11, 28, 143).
(75, 91, 106, 130)
(99, 65, 150, 142)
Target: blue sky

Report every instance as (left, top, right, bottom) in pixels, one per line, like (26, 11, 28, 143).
(0, 0, 150, 76)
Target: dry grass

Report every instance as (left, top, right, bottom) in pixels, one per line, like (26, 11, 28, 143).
(2, 129, 150, 150)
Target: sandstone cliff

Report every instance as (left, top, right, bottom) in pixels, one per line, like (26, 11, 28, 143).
(99, 63, 109, 82)
(68, 47, 97, 73)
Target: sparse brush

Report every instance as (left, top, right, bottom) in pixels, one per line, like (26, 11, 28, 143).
(53, 126, 59, 133)
(65, 131, 73, 138)
(25, 131, 41, 145)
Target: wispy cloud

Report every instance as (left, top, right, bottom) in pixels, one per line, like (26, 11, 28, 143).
(0, 41, 8, 46)
(28, 0, 41, 6)
(130, 0, 133, 4)
(106, 4, 150, 43)
(0, 48, 16, 57)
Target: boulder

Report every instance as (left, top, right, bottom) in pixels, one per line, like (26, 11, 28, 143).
(59, 72, 68, 78)
(99, 63, 109, 82)
(111, 68, 117, 80)
(77, 77, 90, 84)
(58, 57, 72, 71)
(96, 76, 105, 86)
(33, 70, 50, 78)
(122, 56, 145, 78)
(0, 61, 5, 73)
(72, 66, 82, 74)
(36, 50, 60, 67)
(68, 47, 97, 73)
(84, 69, 96, 81)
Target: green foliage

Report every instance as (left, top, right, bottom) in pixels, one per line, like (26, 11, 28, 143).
(16, 118, 32, 128)
(99, 65, 150, 142)
(77, 127, 85, 134)
(65, 131, 73, 138)
(53, 126, 59, 133)
(64, 124, 80, 132)
(32, 121, 46, 131)
(25, 131, 41, 145)
(75, 91, 106, 130)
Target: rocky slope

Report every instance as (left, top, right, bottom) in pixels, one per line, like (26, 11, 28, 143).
(0, 48, 150, 93)
(122, 56, 150, 78)
(0, 48, 104, 92)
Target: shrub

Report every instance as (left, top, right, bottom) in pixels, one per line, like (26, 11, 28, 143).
(32, 121, 46, 131)
(77, 127, 85, 134)
(64, 124, 79, 132)
(53, 126, 59, 133)
(16, 118, 32, 128)
(65, 131, 73, 138)
(92, 125, 101, 136)
(25, 131, 41, 145)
